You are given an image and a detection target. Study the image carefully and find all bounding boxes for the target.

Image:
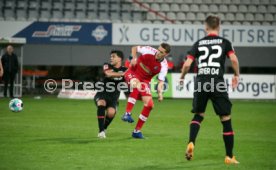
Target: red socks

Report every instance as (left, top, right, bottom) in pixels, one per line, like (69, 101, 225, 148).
(126, 88, 139, 113)
(135, 105, 152, 131)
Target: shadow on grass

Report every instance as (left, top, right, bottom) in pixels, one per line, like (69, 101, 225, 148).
(129, 162, 221, 170)
(31, 136, 131, 144)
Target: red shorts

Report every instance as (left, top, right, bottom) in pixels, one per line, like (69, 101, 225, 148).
(139, 82, 152, 97)
(124, 69, 152, 97)
(124, 69, 136, 84)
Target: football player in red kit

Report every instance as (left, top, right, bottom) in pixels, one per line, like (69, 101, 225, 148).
(121, 43, 171, 138)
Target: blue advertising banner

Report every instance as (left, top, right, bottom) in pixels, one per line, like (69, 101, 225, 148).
(13, 22, 112, 45)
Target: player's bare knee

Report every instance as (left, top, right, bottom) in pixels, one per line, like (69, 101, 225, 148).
(97, 100, 106, 106)
(130, 78, 140, 89)
(195, 113, 205, 117)
(198, 113, 205, 117)
(106, 108, 116, 118)
(144, 98, 154, 109)
(220, 115, 231, 121)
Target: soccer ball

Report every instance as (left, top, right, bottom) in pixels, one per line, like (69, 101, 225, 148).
(9, 98, 23, 112)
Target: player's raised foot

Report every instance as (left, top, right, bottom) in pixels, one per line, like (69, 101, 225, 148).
(121, 112, 134, 123)
(97, 131, 106, 139)
(185, 142, 194, 161)
(132, 130, 144, 139)
(225, 156, 239, 165)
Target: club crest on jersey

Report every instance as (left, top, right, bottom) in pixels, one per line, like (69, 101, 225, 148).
(154, 66, 159, 70)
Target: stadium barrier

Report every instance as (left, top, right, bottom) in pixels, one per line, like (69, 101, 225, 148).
(0, 21, 112, 45)
(151, 73, 276, 99)
(57, 74, 276, 100)
(112, 23, 276, 47)
(1, 21, 275, 47)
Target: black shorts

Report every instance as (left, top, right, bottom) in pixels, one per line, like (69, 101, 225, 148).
(94, 92, 119, 110)
(192, 79, 232, 116)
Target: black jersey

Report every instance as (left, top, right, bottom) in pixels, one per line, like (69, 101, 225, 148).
(96, 63, 127, 99)
(187, 34, 235, 80)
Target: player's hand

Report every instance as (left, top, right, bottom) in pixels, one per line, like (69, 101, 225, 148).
(0, 70, 3, 77)
(232, 75, 239, 89)
(130, 58, 137, 66)
(158, 93, 163, 102)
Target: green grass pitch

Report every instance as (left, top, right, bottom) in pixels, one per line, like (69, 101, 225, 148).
(0, 97, 276, 170)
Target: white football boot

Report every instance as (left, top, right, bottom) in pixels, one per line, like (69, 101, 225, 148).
(97, 131, 106, 139)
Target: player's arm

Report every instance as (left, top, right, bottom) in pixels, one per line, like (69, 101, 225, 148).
(157, 80, 164, 102)
(104, 70, 124, 78)
(157, 62, 168, 102)
(131, 46, 139, 60)
(0, 57, 3, 77)
(130, 46, 156, 66)
(180, 42, 197, 80)
(131, 45, 155, 58)
(180, 58, 194, 80)
(229, 53, 240, 88)
(226, 41, 240, 88)
(130, 46, 139, 66)
(103, 64, 124, 78)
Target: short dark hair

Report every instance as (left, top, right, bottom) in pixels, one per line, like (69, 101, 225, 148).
(111, 50, 124, 61)
(205, 15, 220, 30)
(161, 43, 171, 53)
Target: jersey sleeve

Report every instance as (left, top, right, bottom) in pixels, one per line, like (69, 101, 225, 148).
(186, 43, 198, 61)
(137, 46, 157, 55)
(225, 40, 235, 58)
(158, 60, 168, 81)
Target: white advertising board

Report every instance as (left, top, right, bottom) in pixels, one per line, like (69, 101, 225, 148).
(113, 24, 276, 47)
(171, 73, 276, 99)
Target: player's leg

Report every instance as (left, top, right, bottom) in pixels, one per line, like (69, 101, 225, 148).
(94, 94, 107, 138)
(132, 83, 153, 139)
(188, 113, 205, 144)
(3, 73, 9, 97)
(126, 78, 141, 112)
(9, 73, 15, 98)
(220, 115, 238, 164)
(186, 88, 208, 160)
(122, 76, 140, 123)
(104, 107, 116, 130)
(185, 112, 205, 161)
(96, 99, 106, 133)
(211, 91, 239, 164)
(221, 115, 239, 164)
(125, 70, 139, 114)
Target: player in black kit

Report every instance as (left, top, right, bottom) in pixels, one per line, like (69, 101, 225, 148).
(180, 15, 240, 164)
(94, 50, 127, 138)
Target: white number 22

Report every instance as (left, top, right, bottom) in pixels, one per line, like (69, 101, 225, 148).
(198, 45, 222, 68)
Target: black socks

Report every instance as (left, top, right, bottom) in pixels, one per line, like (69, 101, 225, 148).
(97, 106, 106, 132)
(189, 114, 204, 144)
(222, 119, 234, 158)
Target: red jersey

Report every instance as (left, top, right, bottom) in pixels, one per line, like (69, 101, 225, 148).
(131, 54, 168, 83)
